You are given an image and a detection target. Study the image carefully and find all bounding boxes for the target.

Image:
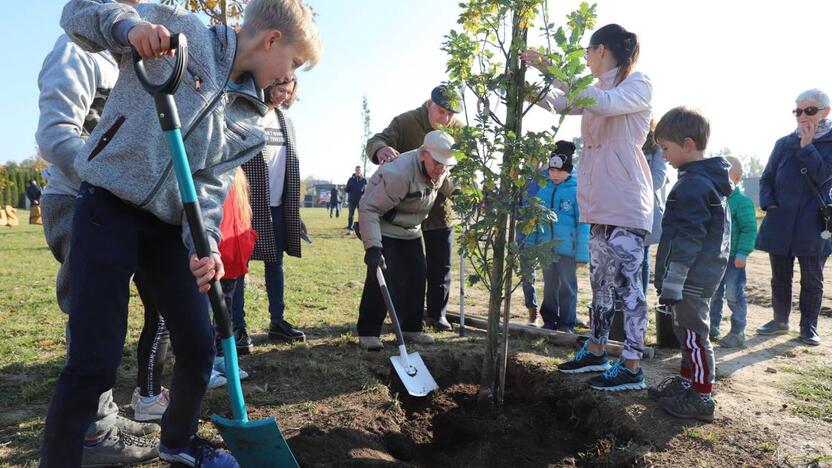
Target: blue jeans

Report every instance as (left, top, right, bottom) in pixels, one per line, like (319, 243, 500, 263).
(265, 205, 287, 324)
(540, 256, 578, 329)
(522, 270, 538, 309)
(41, 184, 213, 464)
(708, 256, 748, 334)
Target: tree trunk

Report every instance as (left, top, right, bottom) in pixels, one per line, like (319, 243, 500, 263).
(220, 0, 228, 25)
(478, 6, 528, 409)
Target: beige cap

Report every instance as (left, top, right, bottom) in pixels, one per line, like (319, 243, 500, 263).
(421, 130, 457, 166)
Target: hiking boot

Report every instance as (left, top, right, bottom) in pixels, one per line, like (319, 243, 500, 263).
(800, 326, 821, 346)
(709, 325, 721, 340)
(82, 427, 158, 467)
(268, 320, 306, 342)
(159, 436, 239, 467)
(588, 359, 646, 391)
(113, 414, 160, 437)
(526, 307, 541, 327)
(234, 327, 253, 355)
(558, 342, 612, 374)
(403, 331, 435, 345)
(131, 387, 170, 422)
(213, 356, 249, 381)
(648, 375, 690, 401)
(358, 336, 384, 351)
(757, 320, 789, 335)
(425, 316, 453, 332)
(719, 332, 746, 348)
(659, 387, 716, 422)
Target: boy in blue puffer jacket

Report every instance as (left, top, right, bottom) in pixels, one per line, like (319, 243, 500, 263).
(528, 141, 590, 332)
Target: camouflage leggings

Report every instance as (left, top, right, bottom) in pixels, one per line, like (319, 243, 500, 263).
(588, 225, 649, 360)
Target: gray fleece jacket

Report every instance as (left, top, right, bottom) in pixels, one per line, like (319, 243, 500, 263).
(60, 0, 268, 254)
(36, 35, 119, 197)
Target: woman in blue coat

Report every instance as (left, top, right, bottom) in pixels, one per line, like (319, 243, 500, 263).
(528, 144, 590, 332)
(755, 88, 832, 346)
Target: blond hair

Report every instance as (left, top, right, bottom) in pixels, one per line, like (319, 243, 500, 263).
(232, 167, 252, 228)
(241, 0, 322, 69)
(725, 155, 743, 179)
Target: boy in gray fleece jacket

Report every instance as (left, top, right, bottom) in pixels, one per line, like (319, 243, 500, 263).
(41, 1, 320, 466)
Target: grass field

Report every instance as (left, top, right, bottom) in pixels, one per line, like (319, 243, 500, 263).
(1, 208, 830, 466)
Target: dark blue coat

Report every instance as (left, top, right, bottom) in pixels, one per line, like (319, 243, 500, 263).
(756, 131, 832, 257)
(654, 157, 732, 297)
(345, 174, 367, 205)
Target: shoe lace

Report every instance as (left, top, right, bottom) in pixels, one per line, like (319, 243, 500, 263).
(572, 342, 590, 362)
(119, 430, 157, 449)
(601, 359, 624, 379)
(656, 376, 683, 392)
(190, 436, 223, 463)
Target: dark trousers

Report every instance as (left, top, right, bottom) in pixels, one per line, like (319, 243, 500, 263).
(329, 201, 340, 217)
(347, 201, 359, 229)
(135, 273, 170, 397)
(423, 227, 452, 320)
(540, 256, 578, 329)
(358, 236, 426, 336)
(769, 253, 828, 331)
(265, 205, 288, 324)
(231, 275, 247, 330)
(41, 184, 214, 465)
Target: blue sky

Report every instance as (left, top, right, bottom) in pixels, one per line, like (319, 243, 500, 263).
(2, 1, 832, 183)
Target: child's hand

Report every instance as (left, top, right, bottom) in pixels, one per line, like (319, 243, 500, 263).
(128, 23, 176, 59)
(734, 257, 747, 269)
(189, 253, 225, 293)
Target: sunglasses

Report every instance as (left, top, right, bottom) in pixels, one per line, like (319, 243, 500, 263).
(792, 106, 826, 117)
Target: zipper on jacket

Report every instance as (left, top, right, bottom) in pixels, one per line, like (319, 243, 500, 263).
(549, 185, 557, 241)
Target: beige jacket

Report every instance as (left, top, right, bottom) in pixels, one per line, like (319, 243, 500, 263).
(542, 67, 654, 233)
(358, 149, 454, 249)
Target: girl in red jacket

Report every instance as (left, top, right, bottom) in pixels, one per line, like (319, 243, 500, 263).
(210, 168, 258, 389)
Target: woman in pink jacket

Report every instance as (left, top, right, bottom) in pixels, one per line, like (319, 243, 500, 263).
(524, 24, 653, 392)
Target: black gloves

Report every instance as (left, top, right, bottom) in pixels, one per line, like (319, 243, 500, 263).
(364, 247, 387, 271)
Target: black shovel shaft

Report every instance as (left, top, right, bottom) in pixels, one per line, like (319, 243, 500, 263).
(376, 266, 406, 347)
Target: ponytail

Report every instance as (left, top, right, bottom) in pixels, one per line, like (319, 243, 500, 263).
(589, 24, 640, 86)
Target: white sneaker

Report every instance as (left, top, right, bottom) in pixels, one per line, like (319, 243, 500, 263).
(208, 369, 227, 390)
(130, 387, 170, 422)
(213, 356, 249, 381)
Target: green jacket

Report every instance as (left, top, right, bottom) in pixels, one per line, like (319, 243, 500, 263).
(365, 105, 461, 231)
(728, 186, 757, 259)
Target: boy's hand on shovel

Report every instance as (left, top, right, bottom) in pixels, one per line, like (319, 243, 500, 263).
(128, 23, 178, 59)
(190, 253, 225, 293)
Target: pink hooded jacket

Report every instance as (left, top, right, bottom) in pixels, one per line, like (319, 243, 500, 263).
(541, 67, 654, 233)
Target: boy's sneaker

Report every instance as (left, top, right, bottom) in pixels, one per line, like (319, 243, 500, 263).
(213, 356, 249, 381)
(718, 332, 746, 348)
(648, 376, 690, 401)
(131, 387, 170, 422)
(756, 320, 789, 335)
(82, 427, 158, 466)
(159, 436, 239, 467)
(659, 388, 716, 422)
(234, 327, 253, 355)
(558, 342, 612, 374)
(588, 359, 646, 391)
(208, 369, 227, 390)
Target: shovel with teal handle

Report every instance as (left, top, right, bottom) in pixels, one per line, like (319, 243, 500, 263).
(133, 33, 299, 467)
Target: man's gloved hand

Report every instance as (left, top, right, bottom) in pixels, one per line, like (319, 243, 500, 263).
(353, 222, 361, 239)
(364, 247, 386, 271)
(658, 262, 688, 306)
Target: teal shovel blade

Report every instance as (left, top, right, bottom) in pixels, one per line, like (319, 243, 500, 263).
(211, 414, 299, 467)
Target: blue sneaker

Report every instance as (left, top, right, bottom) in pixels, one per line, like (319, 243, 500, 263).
(558, 342, 612, 374)
(588, 359, 646, 391)
(159, 437, 239, 467)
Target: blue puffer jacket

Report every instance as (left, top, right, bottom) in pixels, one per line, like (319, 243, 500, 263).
(756, 131, 832, 257)
(654, 157, 732, 297)
(528, 173, 590, 263)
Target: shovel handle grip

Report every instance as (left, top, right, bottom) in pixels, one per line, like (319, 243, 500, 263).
(132, 33, 186, 96)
